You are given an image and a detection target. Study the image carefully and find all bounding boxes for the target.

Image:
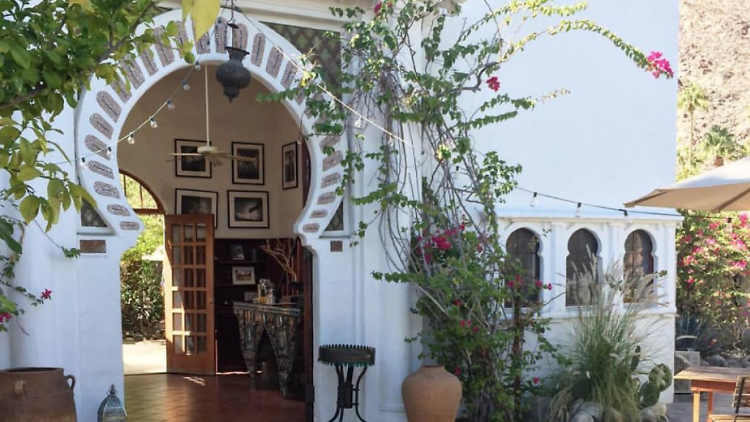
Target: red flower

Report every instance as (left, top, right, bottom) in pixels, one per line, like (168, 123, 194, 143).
(546, 283, 553, 291)
(453, 300, 462, 307)
(454, 366, 462, 376)
(460, 320, 472, 328)
(0, 313, 11, 324)
(374, 2, 383, 14)
(472, 326, 479, 333)
(535, 280, 544, 288)
(41, 289, 52, 300)
(507, 280, 515, 288)
(486, 76, 501, 92)
(533, 377, 540, 385)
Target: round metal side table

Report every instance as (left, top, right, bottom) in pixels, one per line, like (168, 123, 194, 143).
(318, 344, 376, 422)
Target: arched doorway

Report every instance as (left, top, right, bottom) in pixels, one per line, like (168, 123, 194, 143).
(73, 9, 346, 422)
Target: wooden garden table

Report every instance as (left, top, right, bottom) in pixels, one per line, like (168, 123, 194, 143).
(674, 366, 750, 422)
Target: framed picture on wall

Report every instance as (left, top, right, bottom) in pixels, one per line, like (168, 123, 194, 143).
(282, 142, 298, 190)
(232, 266, 256, 285)
(175, 189, 218, 227)
(175, 139, 211, 178)
(228, 191, 269, 228)
(232, 142, 264, 185)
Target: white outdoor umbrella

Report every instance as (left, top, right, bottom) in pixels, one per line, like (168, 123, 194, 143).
(625, 157, 750, 212)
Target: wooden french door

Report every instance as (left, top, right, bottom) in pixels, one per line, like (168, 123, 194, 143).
(165, 214, 215, 375)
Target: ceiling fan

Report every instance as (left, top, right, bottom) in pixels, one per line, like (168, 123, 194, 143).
(169, 65, 256, 167)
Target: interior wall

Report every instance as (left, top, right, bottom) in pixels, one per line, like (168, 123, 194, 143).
(118, 66, 304, 239)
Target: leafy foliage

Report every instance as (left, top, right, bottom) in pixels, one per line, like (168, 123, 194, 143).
(268, 1, 667, 420)
(549, 264, 669, 422)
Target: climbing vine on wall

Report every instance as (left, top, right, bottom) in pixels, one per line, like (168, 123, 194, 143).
(266, 1, 672, 420)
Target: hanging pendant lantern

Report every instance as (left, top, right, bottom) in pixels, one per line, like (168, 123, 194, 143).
(97, 385, 127, 421)
(216, 46, 251, 102)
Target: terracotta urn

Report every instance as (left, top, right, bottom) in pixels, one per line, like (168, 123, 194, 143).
(0, 367, 77, 422)
(402, 365, 462, 422)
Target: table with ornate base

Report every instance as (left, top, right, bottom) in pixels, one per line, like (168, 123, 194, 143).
(234, 302, 302, 397)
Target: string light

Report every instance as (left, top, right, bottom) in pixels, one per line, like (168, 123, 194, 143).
(182, 81, 191, 91)
(127, 132, 135, 145)
(167, 100, 175, 110)
(530, 192, 538, 207)
(575, 203, 582, 218)
(355, 116, 363, 128)
(149, 117, 158, 129)
(106, 147, 112, 159)
(195, 61, 202, 71)
(78, 157, 86, 171)
(623, 210, 632, 224)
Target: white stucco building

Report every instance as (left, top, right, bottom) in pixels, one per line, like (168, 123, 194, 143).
(0, 0, 679, 421)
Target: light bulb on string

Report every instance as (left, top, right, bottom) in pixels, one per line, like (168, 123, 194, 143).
(127, 132, 135, 145)
(728, 217, 734, 234)
(355, 116, 363, 128)
(149, 117, 158, 129)
(78, 157, 86, 171)
(575, 203, 582, 218)
(195, 61, 202, 71)
(623, 210, 632, 225)
(182, 81, 190, 91)
(167, 100, 175, 110)
(106, 147, 112, 159)
(530, 192, 538, 207)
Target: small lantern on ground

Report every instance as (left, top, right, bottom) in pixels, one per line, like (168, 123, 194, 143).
(216, 43, 251, 102)
(97, 384, 127, 422)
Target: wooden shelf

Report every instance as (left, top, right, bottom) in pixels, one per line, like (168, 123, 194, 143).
(215, 260, 268, 265)
(215, 284, 257, 288)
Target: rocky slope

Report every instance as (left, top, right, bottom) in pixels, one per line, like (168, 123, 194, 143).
(679, 0, 750, 144)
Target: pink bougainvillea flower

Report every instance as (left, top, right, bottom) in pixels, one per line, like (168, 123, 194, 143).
(535, 280, 544, 288)
(682, 235, 693, 243)
(546, 283, 553, 291)
(709, 222, 720, 230)
(696, 230, 704, 237)
(533, 377, 540, 385)
(741, 213, 749, 226)
(453, 300, 462, 307)
(486, 76, 501, 92)
(686, 277, 695, 286)
(472, 326, 479, 333)
(507, 280, 515, 288)
(733, 239, 747, 250)
(733, 260, 747, 270)
(646, 51, 674, 79)
(41, 289, 52, 300)
(0, 312, 11, 324)
(454, 366, 462, 376)
(374, 1, 383, 14)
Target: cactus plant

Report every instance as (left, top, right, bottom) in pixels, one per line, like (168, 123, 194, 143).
(638, 364, 673, 408)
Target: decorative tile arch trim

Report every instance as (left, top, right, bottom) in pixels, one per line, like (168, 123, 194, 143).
(75, 9, 346, 247)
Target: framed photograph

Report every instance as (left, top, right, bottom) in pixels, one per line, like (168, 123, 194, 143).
(228, 191, 269, 228)
(232, 142, 264, 185)
(282, 142, 298, 190)
(175, 139, 211, 178)
(175, 189, 218, 227)
(232, 266, 256, 285)
(230, 244, 245, 261)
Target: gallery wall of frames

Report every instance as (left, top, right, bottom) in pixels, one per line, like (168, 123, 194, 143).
(118, 67, 307, 239)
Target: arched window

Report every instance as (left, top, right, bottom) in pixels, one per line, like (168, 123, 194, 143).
(120, 171, 164, 215)
(623, 230, 655, 302)
(506, 229, 542, 304)
(566, 229, 599, 307)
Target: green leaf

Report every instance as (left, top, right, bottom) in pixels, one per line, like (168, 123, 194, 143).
(0, 40, 9, 53)
(17, 167, 42, 182)
(68, 183, 96, 211)
(43, 70, 63, 89)
(191, 0, 220, 39)
(19, 139, 36, 165)
(182, 0, 194, 21)
(8, 42, 31, 69)
(19, 196, 40, 223)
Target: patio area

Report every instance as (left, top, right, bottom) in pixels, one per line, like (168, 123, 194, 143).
(124, 374, 305, 422)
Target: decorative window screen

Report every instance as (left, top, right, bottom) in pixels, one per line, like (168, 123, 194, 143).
(80, 200, 108, 228)
(264, 22, 342, 88)
(566, 229, 599, 307)
(623, 230, 654, 302)
(506, 228, 541, 305)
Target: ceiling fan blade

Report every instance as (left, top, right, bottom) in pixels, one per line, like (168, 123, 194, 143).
(170, 153, 203, 157)
(229, 155, 258, 163)
(210, 155, 224, 167)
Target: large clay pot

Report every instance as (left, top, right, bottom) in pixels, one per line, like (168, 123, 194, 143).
(0, 367, 77, 422)
(402, 365, 462, 422)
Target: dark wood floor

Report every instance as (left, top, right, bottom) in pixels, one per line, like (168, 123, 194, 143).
(125, 374, 305, 422)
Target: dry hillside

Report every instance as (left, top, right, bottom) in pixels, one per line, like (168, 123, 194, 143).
(679, 0, 750, 144)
